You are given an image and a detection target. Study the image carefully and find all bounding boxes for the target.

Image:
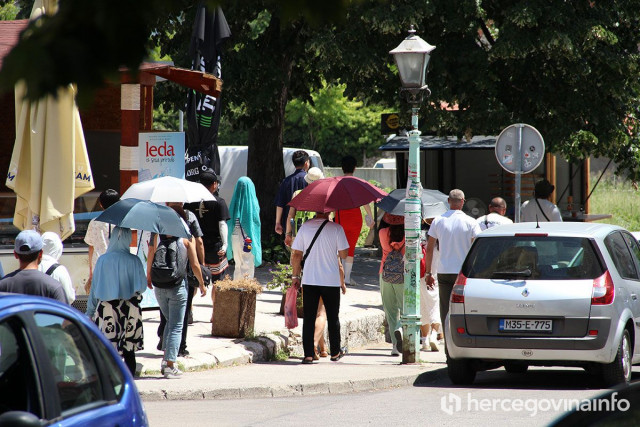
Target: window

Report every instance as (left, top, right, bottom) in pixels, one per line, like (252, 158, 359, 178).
(605, 232, 639, 280)
(622, 232, 640, 280)
(0, 318, 41, 417)
(34, 313, 102, 413)
(88, 332, 124, 399)
(464, 236, 604, 280)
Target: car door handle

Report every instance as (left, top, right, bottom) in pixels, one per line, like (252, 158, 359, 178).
(632, 294, 638, 301)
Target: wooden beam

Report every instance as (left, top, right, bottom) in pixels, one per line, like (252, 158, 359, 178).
(144, 66, 222, 97)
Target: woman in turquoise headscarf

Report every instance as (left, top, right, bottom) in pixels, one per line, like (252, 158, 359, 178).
(86, 226, 147, 376)
(227, 177, 262, 280)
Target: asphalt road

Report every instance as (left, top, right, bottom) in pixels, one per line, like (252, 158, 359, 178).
(144, 366, 639, 426)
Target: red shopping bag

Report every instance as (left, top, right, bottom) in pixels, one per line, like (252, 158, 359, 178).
(284, 286, 299, 329)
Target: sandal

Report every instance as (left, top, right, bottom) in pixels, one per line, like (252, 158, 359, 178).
(301, 357, 314, 364)
(313, 351, 319, 361)
(319, 350, 329, 358)
(330, 352, 344, 362)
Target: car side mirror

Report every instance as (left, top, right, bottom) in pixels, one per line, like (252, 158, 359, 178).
(0, 411, 43, 426)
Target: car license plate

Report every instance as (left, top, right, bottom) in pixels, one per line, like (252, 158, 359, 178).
(499, 319, 552, 332)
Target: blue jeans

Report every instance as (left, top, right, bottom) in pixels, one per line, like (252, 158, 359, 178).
(154, 281, 187, 363)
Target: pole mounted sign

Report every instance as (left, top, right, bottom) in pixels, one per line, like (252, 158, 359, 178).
(495, 124, 544, 222)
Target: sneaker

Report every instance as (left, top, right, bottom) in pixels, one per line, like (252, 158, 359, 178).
(429, 331, 439, 351)
(178, 348, 190, 357)
(390, 348, 401, 356)
(163, 365, 183, 379)
(421, 338, 430, 351)
(394, 329, 402, 354)
(160, 360, 167, 374)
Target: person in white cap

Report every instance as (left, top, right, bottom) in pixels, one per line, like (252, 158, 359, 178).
(284, 167, 325, 247)
(0, 230, 68, 304)
(38, 231, 75, 303)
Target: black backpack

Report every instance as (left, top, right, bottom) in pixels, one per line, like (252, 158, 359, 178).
(151, 236, 187, 288)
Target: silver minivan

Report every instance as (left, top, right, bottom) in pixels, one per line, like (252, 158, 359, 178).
(445, 222, 640, 386)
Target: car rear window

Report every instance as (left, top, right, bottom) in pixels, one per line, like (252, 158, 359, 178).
(463, 236, 605, 280)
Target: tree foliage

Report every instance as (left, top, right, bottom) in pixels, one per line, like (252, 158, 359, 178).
(284, 84, 387, 166)
(1, 0, 639, 222)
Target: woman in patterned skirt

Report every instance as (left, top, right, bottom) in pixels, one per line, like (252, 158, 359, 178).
(86, 226, 147, 376)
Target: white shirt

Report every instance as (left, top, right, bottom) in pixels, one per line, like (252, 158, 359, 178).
(292, 218, 349, 287)
(428, 210, 481, 274)
(39, 256, 75, 303)
(477, 212, 513, 231)
(521, 198, 563, 222)
(84, 219, 112, 271)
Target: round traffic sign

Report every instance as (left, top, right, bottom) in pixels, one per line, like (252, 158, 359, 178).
(495, 124, 545, 174)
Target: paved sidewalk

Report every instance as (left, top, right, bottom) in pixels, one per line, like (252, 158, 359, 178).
(134, 247, 448, 400)
(136, 344, 447, 401)
(136, 247, 386, 375)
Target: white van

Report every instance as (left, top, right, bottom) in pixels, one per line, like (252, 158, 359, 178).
(217, 146, 324, 203)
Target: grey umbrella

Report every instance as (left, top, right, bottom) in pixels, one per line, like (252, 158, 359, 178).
(376, 188, 449, 219)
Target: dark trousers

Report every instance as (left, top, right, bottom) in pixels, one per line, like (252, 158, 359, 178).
(302, 285, 341, 358)
(123, 349, 136, 376)
(158, 284, 195, 351)
(437, 273, 457, 326)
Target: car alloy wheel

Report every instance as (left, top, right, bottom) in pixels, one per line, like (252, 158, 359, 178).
(602, 329, 632, 387)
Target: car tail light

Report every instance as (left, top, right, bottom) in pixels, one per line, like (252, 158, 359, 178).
(451, 273, 467, 303)
(591, 270, 614, 305)
(589, 330, 598, 336)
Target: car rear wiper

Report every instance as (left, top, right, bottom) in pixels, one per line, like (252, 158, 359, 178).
(491, 269, 532, 279)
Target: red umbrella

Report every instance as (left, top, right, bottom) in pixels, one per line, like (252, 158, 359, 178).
(288, 176, 388, 213)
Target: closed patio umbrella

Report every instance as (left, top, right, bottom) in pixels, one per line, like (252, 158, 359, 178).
(5, 0, 94, 240)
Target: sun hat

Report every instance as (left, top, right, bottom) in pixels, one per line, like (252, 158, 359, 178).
(383, 212, 404, 225)
(14, 230, 43, 255)
(304, 167, 324, 184)
(534, 179, 555, 199)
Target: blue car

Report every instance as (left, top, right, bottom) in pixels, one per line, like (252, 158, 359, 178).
(0, 293, 148, 426)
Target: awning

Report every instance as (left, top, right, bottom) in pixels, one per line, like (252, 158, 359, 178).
(379, 135, 497, 151)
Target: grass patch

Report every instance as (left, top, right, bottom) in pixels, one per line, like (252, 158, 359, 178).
(590, 176, 640, 231)
(270, 348, 290, 361)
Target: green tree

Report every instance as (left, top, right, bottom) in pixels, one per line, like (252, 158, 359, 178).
(2, 0, 639, 235)
(284, 83, 387, 166)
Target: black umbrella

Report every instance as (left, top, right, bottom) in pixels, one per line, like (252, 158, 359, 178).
(376, 188, 449, 218)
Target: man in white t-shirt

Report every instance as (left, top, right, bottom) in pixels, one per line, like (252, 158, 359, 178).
(424, 189, 482, 326)
(521, 179, 563, 222)
(477, 197, 513, 231)
(291, 212, 349, 364)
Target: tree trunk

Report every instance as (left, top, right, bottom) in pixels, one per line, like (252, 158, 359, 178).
(247, 49, 292, 243)
(248, 125, 285, 242)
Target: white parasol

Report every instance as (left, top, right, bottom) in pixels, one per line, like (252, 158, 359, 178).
(5, 0, 94, 239)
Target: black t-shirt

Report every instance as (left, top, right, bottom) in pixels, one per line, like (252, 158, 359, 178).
(185, 197, 230, 263)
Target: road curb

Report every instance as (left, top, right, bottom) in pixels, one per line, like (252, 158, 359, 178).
(139, 365, 448, 401)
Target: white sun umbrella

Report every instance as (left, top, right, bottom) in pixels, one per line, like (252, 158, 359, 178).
(5, 0, 95, 240)
(121, 176, 215, 203)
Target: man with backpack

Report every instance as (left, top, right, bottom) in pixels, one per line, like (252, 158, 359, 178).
(378, 213, 406, 356)
(147, 224, 205, 379)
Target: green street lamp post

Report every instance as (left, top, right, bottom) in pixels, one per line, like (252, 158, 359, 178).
(389, 25, 435, 363)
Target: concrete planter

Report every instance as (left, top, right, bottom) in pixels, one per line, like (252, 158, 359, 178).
(212, 287, 257, 338)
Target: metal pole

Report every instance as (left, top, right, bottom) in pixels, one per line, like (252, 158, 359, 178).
(401, 104, 422, 363)
(514, 124, 523, 223)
